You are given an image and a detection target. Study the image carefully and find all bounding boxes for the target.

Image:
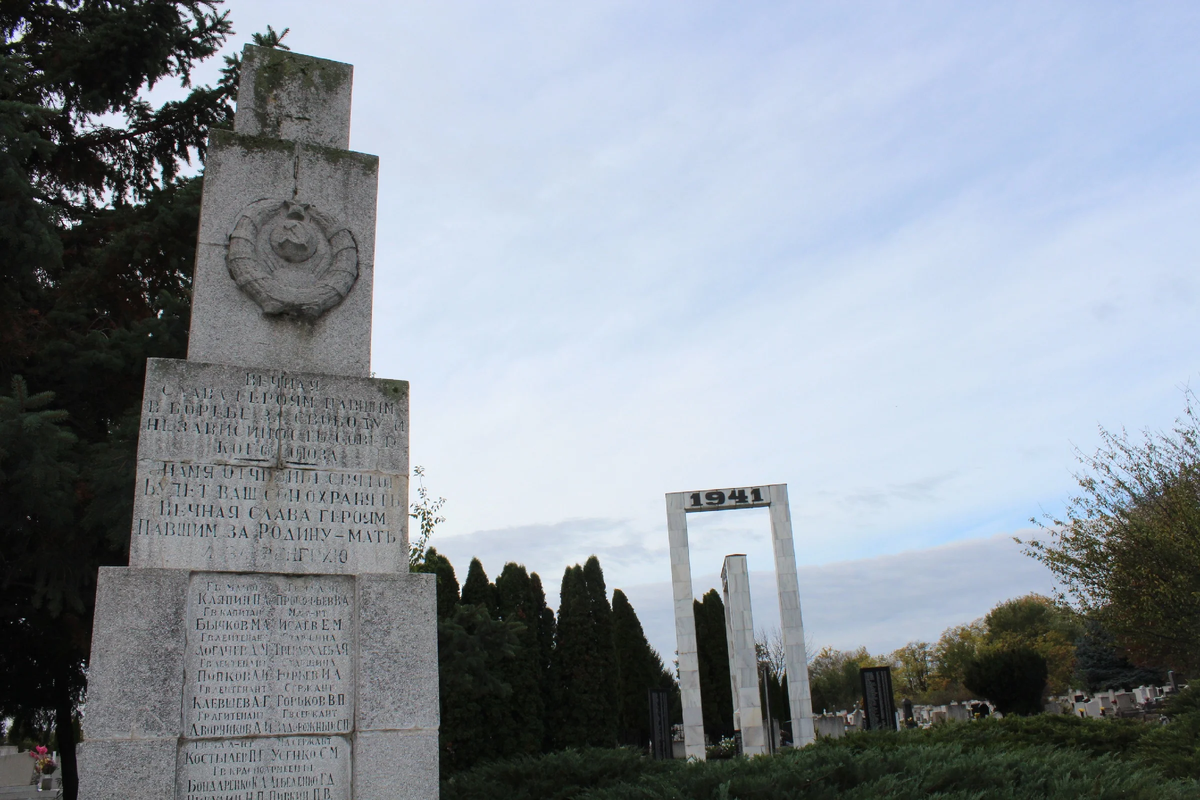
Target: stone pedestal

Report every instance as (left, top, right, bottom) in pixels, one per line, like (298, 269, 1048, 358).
(78, 44, 438, 800)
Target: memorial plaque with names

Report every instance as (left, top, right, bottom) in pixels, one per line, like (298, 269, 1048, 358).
(859, 666, 898, 732)
(177, 735, 350, 800)
(130, 358, 409, 575)
(184, 574, 355, 740)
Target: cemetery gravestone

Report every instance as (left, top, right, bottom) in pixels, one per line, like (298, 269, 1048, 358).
(77, 45, 438, 800)
(648, 689, 673, 761)
(859, 666, 898, 731)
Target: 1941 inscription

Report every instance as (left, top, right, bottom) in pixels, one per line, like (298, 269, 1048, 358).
(184, 574, 354, 740)
(129, 358, 409, 574)
(178, 735, 350, 800)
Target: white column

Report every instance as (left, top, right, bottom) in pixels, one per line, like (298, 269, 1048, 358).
(666, 492, 706, 761)
(767, 484, 815, 747)
(722, 555, 766, 755)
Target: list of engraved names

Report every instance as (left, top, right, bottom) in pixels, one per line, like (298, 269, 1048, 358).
(178, 735, 350, 800)
(185, 574, 354, 740)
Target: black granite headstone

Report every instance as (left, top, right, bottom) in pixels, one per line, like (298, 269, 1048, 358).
(860, 666, 898, 731)
(649, 688, 673, 760)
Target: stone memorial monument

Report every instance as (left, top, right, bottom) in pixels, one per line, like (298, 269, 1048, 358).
(77, 44, 439, 800)
(859, 666, 898, 731)
(720, 555, 766, 756)
(666, 483, 814, 760)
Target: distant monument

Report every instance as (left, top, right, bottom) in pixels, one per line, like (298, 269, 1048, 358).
(859, 666, 898, 731)
(78, 45, 438, 800)
(665, 484, 815, 760)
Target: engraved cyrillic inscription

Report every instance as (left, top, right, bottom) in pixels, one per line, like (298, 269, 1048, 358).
(177, 735, 350, 800)
(129, 358, 409, 573)
(184, 574, 354, 740)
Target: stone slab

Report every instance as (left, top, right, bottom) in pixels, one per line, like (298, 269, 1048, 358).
(0, 753, 34, 787)
(351, 730, 438, 800)
(184, 573, 355, 739)
(77, 739, 177, 800)
(83, 568, 189, 739)
(356, 573, 438, 731)
(186, 129, 378, 377)
(129, 358, 409, 574)
(176, 735, 351, 800)
(235, 45, 353, 149)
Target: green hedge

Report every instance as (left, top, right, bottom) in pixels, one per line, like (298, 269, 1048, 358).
(443, 714, 1200, 799)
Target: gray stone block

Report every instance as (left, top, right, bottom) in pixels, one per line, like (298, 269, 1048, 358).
(352, 730, 439, 800)
(186, 129, 378, 377)
(83, 568, 188, 739)
(235, 45, 353, 149)
(357, 573, 439, 731)
(77, 738, 177, 800)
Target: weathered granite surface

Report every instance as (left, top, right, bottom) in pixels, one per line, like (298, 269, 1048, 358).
(235, 45, 353, 148)
(83, 568, 189, 740)
(353, 730, 439, 800)
(128, 358, 409, 574)
(187, 44, 377, 377)
(357, 573, 439, 732)
(77, 739, 178, 800)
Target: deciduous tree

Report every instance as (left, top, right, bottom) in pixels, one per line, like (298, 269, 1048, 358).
(963, 646, 1048, 716)
(1025, 399, 1200, 673)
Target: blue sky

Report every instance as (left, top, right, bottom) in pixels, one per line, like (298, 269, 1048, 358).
(179, 2, 1200, 658)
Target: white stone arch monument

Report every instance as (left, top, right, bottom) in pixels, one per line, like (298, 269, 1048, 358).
(666, 484, 815, 760)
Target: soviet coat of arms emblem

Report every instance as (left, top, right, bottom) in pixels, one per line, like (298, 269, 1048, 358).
(227, 199, 359, 318)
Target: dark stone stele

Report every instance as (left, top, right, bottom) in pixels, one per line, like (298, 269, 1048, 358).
(648, 689, 673, 760)
(859, 666, 898, 731)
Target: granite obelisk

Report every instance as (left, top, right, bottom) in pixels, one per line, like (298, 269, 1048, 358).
(78, 45, 438, 800)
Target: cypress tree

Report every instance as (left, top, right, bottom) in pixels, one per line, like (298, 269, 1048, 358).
(460, 557, 497, 615)
(612, 589, 670, 748)
(493, 562, 545, 755)
(582, 556, 619, 747)
(414, 547, 459, 618)
(529, 571, 556, 751)
(694, 589, 735, 742)
(552, 564, 592, 748)
(437, 603, 522, 774)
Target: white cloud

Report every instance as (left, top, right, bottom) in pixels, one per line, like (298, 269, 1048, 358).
(620, 530, 1060, 663)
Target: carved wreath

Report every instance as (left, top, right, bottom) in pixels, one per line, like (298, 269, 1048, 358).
(227, 199, 359, 319)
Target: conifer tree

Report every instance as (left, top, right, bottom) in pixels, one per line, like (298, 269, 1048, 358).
(694, 590, 735, 741)
(460, 557, 498, 615)
(414, 547, 459, 618)
(529, 571, 557, 750)
(0, 6, 271, 796)
(612, 589, 677, 748)
(552, 565, 592, 748)
(582, 556, 619, 747)
(437, 603, 522, 773)
(493, 562, 546, 755)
